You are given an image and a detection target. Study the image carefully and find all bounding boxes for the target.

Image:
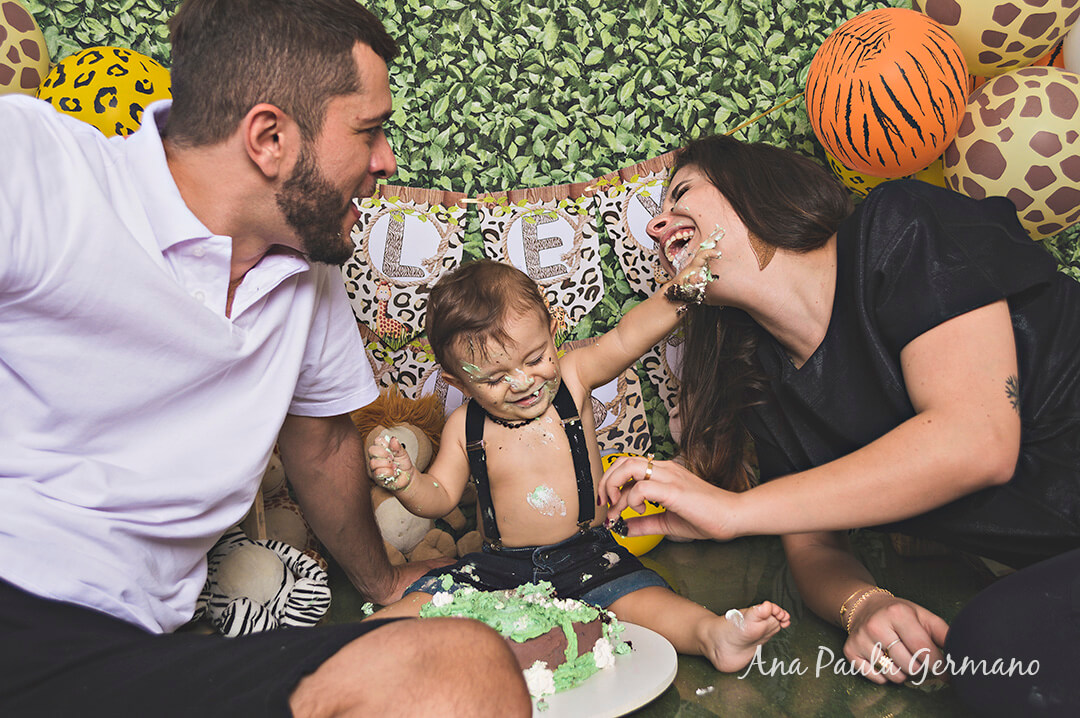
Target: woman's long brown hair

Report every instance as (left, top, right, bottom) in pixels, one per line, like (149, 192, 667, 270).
(673, 135, 852, 490)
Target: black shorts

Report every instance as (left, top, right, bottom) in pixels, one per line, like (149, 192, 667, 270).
(405, 526, 670, 607)
(0, 578, 399, 718)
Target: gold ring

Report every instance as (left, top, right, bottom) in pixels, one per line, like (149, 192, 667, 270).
(874, 655, 894, 673)
(644, 454, 654, 481)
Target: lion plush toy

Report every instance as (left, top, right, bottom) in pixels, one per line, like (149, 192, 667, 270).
(350, 386, 480, 563)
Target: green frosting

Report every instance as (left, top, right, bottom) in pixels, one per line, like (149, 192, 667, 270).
(419, 580, 627, 691)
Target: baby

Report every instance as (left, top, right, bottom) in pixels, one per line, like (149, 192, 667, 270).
(368, 256, 789, 673)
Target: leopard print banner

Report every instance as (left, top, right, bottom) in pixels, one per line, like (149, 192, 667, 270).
(357, 331, 442, 399)
(474, 184, 604, 329)
(561, 338, 653, 456)
(345, 166, 677, 456)
(593, 155, 681, 427)
(343, 186, 467, 351)
(595, 153, 675, 296)
(639, 331, 683, 434)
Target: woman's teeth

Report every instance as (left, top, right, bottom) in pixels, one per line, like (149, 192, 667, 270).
(665, 228, 695, 273)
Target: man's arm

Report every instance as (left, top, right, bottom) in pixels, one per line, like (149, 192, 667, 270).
(276, 412, 431, 605)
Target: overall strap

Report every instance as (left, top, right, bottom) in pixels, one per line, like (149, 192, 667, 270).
(464, 398, 501, 546)
(551, 382, 595, 530)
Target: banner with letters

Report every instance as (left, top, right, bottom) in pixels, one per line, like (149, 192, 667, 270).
(342, 153, 681, 455)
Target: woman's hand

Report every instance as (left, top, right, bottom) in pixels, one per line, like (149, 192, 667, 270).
(843, 591, 949, 685)
(597, 454, 740, 541)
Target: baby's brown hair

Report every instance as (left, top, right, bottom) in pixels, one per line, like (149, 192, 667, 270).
(425, 260, 550, 380)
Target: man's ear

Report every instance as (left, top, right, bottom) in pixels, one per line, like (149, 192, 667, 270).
(241, 103, 297, 180)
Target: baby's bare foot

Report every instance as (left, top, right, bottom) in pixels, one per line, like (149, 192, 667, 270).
(702, 601, 790, 672)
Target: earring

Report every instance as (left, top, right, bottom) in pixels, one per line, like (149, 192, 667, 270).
(748, 232, 775, 271)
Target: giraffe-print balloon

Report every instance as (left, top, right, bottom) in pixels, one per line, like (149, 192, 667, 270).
(0, 0, 49, 96)
(943, 66, 1080, 239)
(913, 0, 1080, 78)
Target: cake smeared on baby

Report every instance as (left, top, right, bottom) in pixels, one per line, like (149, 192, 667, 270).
(367, 260, 790, 693)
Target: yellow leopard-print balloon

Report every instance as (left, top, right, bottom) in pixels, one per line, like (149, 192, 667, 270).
(37, 45, 170, 137)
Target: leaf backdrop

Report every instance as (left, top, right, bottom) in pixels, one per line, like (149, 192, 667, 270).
(29, 0, 1080, 457)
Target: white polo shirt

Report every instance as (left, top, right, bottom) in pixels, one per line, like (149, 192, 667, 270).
(0, 97, 377, 632)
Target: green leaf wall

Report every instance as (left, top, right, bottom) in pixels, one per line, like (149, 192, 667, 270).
(30, 0, 909, 193)
(26, 0, 1080, 453)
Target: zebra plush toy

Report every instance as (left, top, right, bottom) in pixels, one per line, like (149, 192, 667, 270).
(195, 525, 332, 636)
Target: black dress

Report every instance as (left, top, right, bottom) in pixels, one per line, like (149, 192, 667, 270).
(744, 179, 1080, 569)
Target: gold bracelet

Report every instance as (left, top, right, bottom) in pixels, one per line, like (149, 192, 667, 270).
(837, 587, 865, 625)
(840, 587, 894, 633)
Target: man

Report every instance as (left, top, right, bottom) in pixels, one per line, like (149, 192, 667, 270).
(0, 0, 530, 715)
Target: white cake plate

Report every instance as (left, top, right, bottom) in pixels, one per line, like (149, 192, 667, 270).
(531, 622, 678, 718)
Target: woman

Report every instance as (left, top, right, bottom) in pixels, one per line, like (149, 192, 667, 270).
(599, 134, 1080, 715)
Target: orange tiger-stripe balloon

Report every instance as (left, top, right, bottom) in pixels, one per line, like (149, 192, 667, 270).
(806, 7, 969, 178)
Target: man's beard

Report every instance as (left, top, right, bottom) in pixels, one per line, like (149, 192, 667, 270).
(276, 145, 357, 266)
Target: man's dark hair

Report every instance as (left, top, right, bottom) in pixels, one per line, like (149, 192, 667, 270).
(165, 0, 397, 146)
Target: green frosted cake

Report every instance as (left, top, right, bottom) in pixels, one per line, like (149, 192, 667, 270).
(419, 580, 630, 702)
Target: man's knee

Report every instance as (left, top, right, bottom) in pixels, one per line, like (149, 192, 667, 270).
(291, 618, 530, 717)
(407, 618, 531, 710)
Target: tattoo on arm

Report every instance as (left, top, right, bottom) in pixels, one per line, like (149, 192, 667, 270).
(1005, 375, 1020, 414)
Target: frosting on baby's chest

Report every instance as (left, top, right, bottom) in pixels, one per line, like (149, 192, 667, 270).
(484, 415, 589, 515)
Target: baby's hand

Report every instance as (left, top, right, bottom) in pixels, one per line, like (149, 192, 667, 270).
(667, 229, 723, 305)
(674, 227, 723, 284)
(368, 435, 415, 491)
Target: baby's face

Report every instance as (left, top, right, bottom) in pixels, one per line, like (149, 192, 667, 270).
(449, 309, 561, 424)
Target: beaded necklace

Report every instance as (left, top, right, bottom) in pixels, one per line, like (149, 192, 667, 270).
(486, 414, 537, 429)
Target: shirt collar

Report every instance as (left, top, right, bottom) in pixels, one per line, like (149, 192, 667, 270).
(120, 101, 313, 286)
(120, 100, 217, 253)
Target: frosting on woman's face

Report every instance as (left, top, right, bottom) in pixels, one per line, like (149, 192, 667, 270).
(649, 167, 731, 276)
(646, 166, 759, 303)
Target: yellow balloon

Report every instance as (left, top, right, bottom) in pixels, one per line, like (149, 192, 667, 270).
(913, 0, 1079, 78)
(0, 0, 50, 96)
(37, 46, 171, 137)
(913, 157, 947, 188)
(825, 151, 894, 197)
(829, 151, 949, 198)
(601, 453, 666, 556)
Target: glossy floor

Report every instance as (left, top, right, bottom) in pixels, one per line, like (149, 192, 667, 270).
(327, 531, 994, 717)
